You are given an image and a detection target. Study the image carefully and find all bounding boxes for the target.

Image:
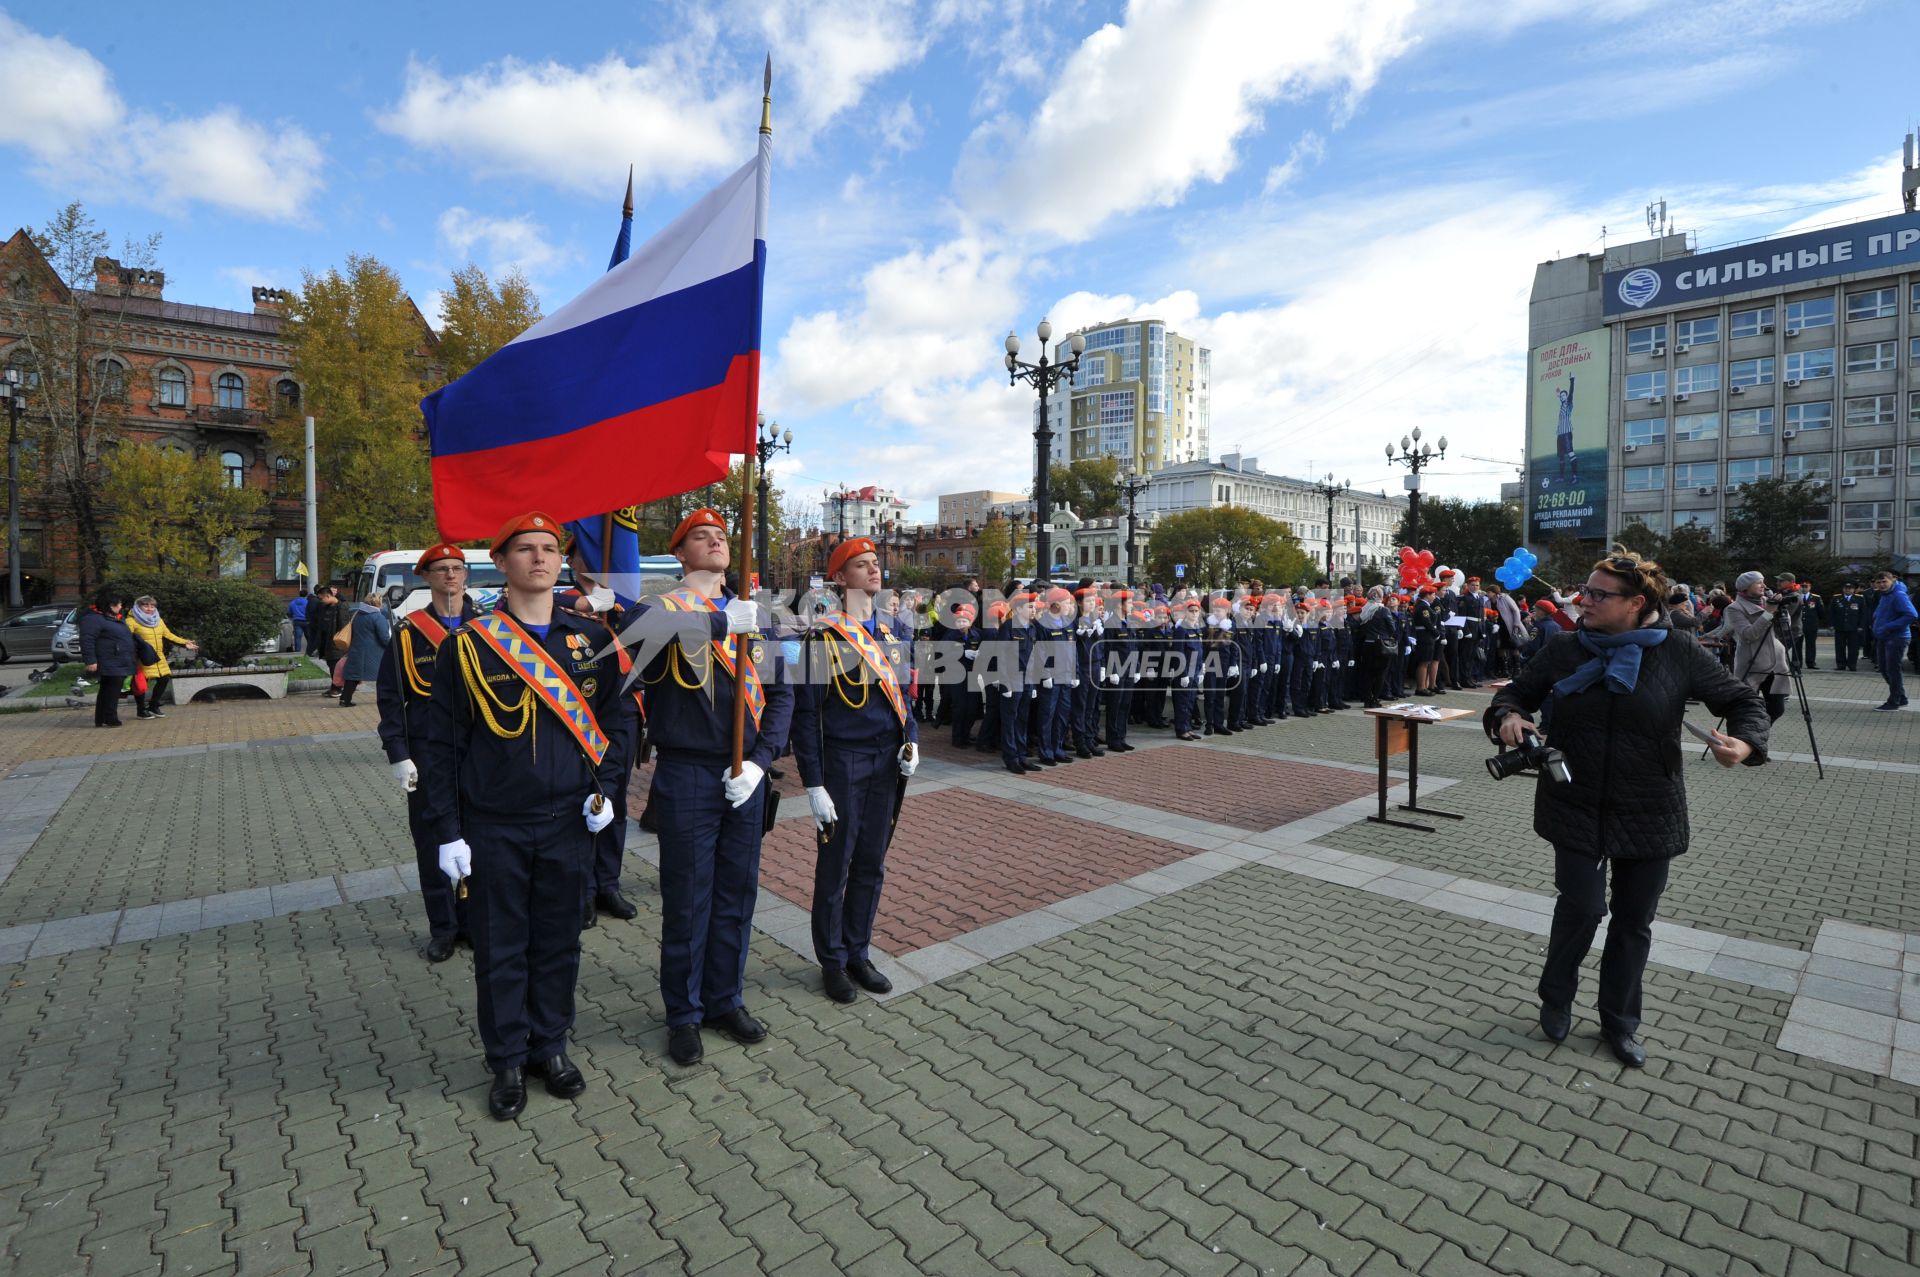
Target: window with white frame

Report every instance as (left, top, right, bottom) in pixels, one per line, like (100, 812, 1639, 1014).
(1907, 501, 1920, 532)
(1911, 445, 1920, 477)
(1842, 501, 1891, 531)
(1786, 402, 1833, 431)
(273, 538, 302, 581)
(1624, 465, 1664, 492)
(1843, 448, 1894, 479)
(1782, 453, 1832, 483)
(1730, 307, 1775, 338)
(1672, 412, 1718, 441)
(1845, 341, 1895, 374)
(1847, 287, 1897, 320)
(1624, 418, 1666, 446)
(1729, 357, 1774, 387)
(1784, 348, 1833, 381)
(1911, 337, 1920, 363)
(157, 366, 187, 407)
(1727, 458, 1773, 486)
(1845, 395, 1895, 427)
(1673, 462, 1717, 489)
(218, 537, 248, 579)
(1784, 297, 1835, 330)
(1727, 407, 1773, 437)
(1627, 324, 1667, 354)
(1674, 317, 1718, 347)
(1621, 511, 1667, 535)
(1674, 363, 1719, 394)
(95, 358, 127, 400)
(1624, 371, 1666, 401)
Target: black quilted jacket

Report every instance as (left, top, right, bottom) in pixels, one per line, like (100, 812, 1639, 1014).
(1486, 627, 1770, 862)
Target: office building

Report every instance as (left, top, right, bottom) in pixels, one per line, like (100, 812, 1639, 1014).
(1142, 453, 1407, 577)
(1038, 317, 1210, 474)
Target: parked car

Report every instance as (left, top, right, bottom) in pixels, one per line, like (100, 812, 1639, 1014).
(0, 605, 69, 664)
(52, 608, 80, 662)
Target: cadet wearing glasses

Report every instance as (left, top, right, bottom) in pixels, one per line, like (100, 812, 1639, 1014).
(1486, 552, 1770, 1068)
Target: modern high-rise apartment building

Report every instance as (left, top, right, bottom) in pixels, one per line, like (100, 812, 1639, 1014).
(1038, 317, 1210, 474)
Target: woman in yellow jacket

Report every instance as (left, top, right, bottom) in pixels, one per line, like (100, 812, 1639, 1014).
(126, 595, 198, 719)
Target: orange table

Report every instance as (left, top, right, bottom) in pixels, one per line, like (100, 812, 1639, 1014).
(1363, 705, 1475, 832)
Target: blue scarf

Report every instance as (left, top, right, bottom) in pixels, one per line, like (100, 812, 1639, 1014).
(1553, 624, 1668, 696)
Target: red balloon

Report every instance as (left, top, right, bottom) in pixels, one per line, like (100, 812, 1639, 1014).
(1415, 550, 1435, 569)
(1398, 546, 1416, 563)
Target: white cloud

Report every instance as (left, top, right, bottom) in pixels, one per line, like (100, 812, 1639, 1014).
(958, 0, 1421, 239)
(0, 14, 323, 222)
(753, 0, 927, 143)
(1262, 131, 1327, 195)
(378, 48, 749, 196)
(436, 207, 567, 278)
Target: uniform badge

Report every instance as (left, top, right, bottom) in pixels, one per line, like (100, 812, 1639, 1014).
(752, 643, 766, 665)
(581, 677, 598, 697)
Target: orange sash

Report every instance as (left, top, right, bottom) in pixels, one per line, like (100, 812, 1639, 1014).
(466, 612, 609, 766)
(817, 612, 909, 725)
(659, 590, 766, 729)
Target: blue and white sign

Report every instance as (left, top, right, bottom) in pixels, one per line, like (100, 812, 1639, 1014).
(1174, 563, 1186, 579)
(1603, 211, 1920, 315)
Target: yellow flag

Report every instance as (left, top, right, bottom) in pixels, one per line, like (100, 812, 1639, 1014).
(297, 561, 310, 577)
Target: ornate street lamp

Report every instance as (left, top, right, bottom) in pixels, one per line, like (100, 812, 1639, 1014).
(1385, 427, 1447, 548)
(753, 413, 791, 588)
(1004, 318, 1085, 580)
(1310, 472, 1351, 582)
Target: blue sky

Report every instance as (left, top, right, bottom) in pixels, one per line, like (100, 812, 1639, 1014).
(2, 0, 1913, 523)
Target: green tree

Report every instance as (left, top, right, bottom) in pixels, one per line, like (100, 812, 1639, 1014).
(1653, 523, 1729, 591)
(1147, 507, 1312, 589)
(978, 514, 1012, 590)
(1393, 497, 1522, 577)
(436, 264, 542, 382)
(104, 572, 282, 666)
(1722, 476, 1844, 585)
(1037, 456, 1123, 518)
(1541, 533, 1598, 595)
(4, 202, 162, 592)
(280, 255, 442, 576)
(1612, 522, 1662, 559)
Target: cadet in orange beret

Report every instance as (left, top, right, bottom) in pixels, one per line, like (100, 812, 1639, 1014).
(375, 541, 481, 964)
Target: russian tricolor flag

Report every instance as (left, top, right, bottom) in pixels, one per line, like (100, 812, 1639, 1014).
(423, 132, 769, 540)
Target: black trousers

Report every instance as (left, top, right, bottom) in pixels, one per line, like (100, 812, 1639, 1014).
(1834, 630, 1862, 670)
(407, 788, 467, 942)
(1540, 845, 1670, 1039)
(468, 813, 589, 1071)
(94, 677, 123, 725)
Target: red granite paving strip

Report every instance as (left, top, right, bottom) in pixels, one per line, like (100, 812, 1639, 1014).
(1020, 746, 1376, 831)
(757, 788, 1203, 954)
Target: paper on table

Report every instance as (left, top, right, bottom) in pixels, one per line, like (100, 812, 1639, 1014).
(1442, 615, 1469, 629)
(1387, 702, 1443, 720)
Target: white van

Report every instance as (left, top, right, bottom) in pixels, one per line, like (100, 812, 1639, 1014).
(353, 550, 510, 617)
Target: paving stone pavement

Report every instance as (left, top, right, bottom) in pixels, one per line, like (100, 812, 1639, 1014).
(0, 670, 1915, 1275)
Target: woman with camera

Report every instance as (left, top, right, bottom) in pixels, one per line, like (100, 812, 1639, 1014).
(1486, 551, 1770, 1068)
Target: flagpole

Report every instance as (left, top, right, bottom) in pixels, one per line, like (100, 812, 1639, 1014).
(729, 54, 773, 778)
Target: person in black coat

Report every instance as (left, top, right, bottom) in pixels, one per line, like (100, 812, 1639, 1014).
(308, 586, 344, 692)
(78, 589, 136, 728)
(1487, 550, 1769, 1069)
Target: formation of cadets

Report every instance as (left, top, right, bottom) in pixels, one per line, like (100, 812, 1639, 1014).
(376, 511, 1521, 1121)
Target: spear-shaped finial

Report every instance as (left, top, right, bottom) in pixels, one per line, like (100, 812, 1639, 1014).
(760, 54, 773, 136)
(622, 164, 633, 219)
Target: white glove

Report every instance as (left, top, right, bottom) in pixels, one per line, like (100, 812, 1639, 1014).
(1095, 668, 1106, 684)
(584, 793, 615, 833)
(1313, 661, 1325, 671)
(1028, 687, 1038, 699)
(1228, 666, 1240, 678)
(391, 759, 419, 792)
(1000, 687, 1014, 698)
(1348, 660, 1356, 668)
(960, 648, 976, 662)
(1039, 677, 1051, 689)
(1128, 671, 1141, 683)
(1221, 619, 1234, 632)
(898, 744, 918, 778)
(723, 599, 759, 634)
(438, 839, 472, 884)
(1260, 663, 1269, 673)
(1205, 616, 1219, 629)
(806, 785, 837, 830)
(721, 761, 765, 808)
(1070, 679, 1080, 688)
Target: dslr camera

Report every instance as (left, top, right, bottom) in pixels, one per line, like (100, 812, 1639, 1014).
(1487, 730, 1572, 784)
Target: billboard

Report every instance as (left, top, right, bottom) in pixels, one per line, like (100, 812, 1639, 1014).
(1603, 210, 1920, 316)
(1528, 328, 1608, 542)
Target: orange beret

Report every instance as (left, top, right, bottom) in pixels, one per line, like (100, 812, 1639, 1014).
(1210, 596, 1231, 610)
(415, 543, 466, 573)
(1153, 603, 1171, 615)
(1045, 586, 1072, 604)
(1113, 588, 1133, 600)
(827, 536, 877, 578)
(1133, 608, 1155, 624)
(1074, 586, 1099, 598)
(953, 603, 977, 618)
(668, 507, 727, 550)
(987, 601, 1010, 620)
(490, 511, 564, 555)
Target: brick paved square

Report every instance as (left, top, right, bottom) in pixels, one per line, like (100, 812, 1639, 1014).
(1020, 747, 1376, 831)
(755, 788, 1203, 952)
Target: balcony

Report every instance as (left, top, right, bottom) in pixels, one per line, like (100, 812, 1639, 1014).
(191, 404, 268, 431)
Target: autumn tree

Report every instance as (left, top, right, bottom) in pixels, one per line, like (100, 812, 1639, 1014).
(1036, 456, 1123, 518)
(100, 442, 266, 573)
(1146, 507, 1313, 589)
(437, 264, 542, 382)
(1, 202, 162, 592)
(1393, 497, 1521, 576)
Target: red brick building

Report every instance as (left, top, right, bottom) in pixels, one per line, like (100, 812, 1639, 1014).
(0, 229, 314, 602)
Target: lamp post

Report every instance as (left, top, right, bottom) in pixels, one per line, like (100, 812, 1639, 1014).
(753, 413, 791, 589)
(1310, 472, 1350, 583)
(1385, 427, 1447, 549)
(1004, 318, 1085, 581)
(1119, 468, 1151, 588)
(2, 369, 23, 609)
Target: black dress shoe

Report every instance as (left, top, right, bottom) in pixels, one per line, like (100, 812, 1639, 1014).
(1037, 756, 1058, 766)
(528, 1052, 585, 1098)
(702, 1008, 768, 1044)
(821, 965, 857, 1004)
(846, 959, 893, 995)
(1005, 761, 1027, 775)
(1090, 747, 1106, 757)
(1540, 1002, 1571, 1043)
(1075, 747, 1093, 759)
(595, 889, 638, 920)
(426, 934, 458, 963)
(580, 900, 597, 929)
(1111, 742, 1134, 752)
(668, 1024, 703, 1066)
(489, 1068, 527, 1120)
(1606, 1033, 1647, 1068)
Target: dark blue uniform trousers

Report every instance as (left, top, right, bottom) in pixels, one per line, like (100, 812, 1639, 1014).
(812, 742, 897, 968)
(407, 788, 467, 942)
(468, 813, 589, 1073)
(591, 762, 631, 895)
(999, 689, 1029, 765)
(654, 752, 765, 1027)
